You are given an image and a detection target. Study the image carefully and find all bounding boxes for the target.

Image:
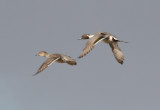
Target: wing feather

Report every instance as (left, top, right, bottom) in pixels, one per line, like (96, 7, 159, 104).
(79, 36, 105, 58)
(109, 42, 124, 64)
(34, 57, 60, 76)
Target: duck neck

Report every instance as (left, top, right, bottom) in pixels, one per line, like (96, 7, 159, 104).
(45, 54, 50, 58)
(88, 34, 94, 38)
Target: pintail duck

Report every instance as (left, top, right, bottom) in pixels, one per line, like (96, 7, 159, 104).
(34, 51, 77, 75)
(78, 32, 128, 64)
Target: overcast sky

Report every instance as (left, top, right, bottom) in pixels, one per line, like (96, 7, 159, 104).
(0, 0, 160, 110)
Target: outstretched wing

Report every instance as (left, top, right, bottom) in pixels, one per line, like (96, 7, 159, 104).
(79, 36, 105, 58)
(109, 42, 124, 64)
(34, 57, 60, 76)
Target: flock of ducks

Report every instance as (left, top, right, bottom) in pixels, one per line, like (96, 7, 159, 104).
(34, 32, 128, 76)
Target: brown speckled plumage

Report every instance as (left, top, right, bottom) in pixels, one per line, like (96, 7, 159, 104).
(34, 51, 76, 75)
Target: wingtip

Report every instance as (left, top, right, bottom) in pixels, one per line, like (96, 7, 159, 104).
(78, 56, 83, 59)
(120, 61, 123, 64)
(72, 61, 77, 65)
(78, 53, 87, 59)
(33, 72, 39, 76)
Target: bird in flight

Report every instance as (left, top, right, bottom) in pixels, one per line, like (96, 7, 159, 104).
(78, 32, 128, 64)
(34, 51, 77, 76)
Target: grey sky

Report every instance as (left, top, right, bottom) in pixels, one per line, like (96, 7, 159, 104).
(0, 0, 160, 110)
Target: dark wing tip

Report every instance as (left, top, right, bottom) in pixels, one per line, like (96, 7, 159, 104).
(74, 62, 77, 65)
(119, 61, 123, 64)
(71, 61, 77, 65)
(78, 54, 86, 59)
(32, 72, 39, 76)
(78, 54, 85, 58)
(78, 56, 83, 59)
(79, 49, 91, 59)
(67, 60, 77, 65)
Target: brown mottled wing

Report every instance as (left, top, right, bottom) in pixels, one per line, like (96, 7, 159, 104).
(34, 57, 60, 76)
(79, 36, 105, 58)
(109, 42, 124, 64)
